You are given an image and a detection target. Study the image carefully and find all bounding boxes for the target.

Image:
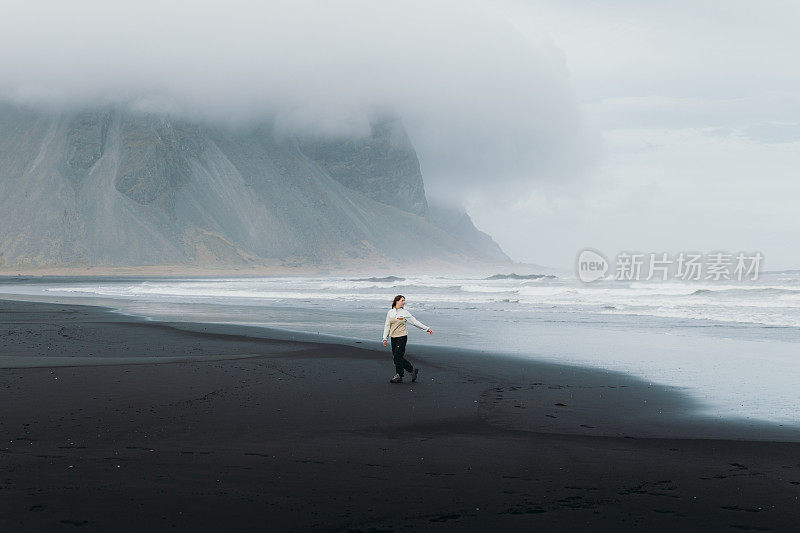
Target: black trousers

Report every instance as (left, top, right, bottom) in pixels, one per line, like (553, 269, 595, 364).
(390, 335, 414, 376)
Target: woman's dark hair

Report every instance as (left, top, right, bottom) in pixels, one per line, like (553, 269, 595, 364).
(391, 295, 405, 308)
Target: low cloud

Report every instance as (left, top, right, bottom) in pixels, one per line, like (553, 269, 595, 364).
(0, 0, 594, 206)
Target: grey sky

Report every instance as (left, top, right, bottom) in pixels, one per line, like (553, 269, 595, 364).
(476, 0, 800, 270)
(1, 1, 797, 269)
(0, 0, 590, 195)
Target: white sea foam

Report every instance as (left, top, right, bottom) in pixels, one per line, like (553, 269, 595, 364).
(23, 272, 800, 328)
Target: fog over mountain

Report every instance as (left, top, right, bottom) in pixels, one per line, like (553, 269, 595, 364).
(0, 0, 593, 272)
(0, 104, 512, 271)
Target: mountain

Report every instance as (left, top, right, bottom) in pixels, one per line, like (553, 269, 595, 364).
(0, 103, 513, 272)
(296, 118, 430, 219)
(427, 201, 513, 264)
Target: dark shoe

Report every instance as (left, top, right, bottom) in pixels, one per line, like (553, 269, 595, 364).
(390, 374, 403, 383)
(411, 368, 419, 382)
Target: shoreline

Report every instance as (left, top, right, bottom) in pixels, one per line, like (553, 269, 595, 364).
(1, 293, 798, 438)
(2, 295, 800, 442)
(2, 298, 800, 531)
(0, 259, 559, 279)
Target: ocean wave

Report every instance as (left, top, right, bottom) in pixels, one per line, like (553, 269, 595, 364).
(459, 284, 519, 293)
(349, 276, 405, 283)
(12, 274, 799, 329)
(484, 273, 556, 280)
(688, 286, 800, 297)
(597, 306, 800, 328)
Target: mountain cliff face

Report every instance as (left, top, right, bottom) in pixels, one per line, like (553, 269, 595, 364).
(0, 104, 512, 270)
(296, 118, 430, 219)
(427, 200, 512, 263)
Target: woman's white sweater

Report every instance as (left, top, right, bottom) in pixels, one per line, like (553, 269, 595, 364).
(382, 307, 429, 341)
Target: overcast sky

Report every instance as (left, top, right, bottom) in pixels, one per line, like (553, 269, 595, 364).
(472, 0, 800, 270)
(1, 1, 798, 270)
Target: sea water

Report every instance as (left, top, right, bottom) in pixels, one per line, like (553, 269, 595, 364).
(1, 271, 799, 425)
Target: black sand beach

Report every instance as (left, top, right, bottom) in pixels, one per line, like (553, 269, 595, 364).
(1, 299, 799, 532)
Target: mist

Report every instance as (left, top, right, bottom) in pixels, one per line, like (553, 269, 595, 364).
(0, 0, 594, 212)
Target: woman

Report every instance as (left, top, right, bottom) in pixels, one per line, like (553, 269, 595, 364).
(382, 294, 433, 383)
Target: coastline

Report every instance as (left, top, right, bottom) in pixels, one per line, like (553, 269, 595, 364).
(0, 258, 557, 279)
(2, 297, 799, 531)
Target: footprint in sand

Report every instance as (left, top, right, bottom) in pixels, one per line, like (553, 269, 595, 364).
(429, 513, 461, 523)
(721, 505, 761, 513)
(60, 519, 89, 527)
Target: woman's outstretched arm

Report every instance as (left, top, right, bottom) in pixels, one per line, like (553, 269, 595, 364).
(405, 311, 430, 332)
